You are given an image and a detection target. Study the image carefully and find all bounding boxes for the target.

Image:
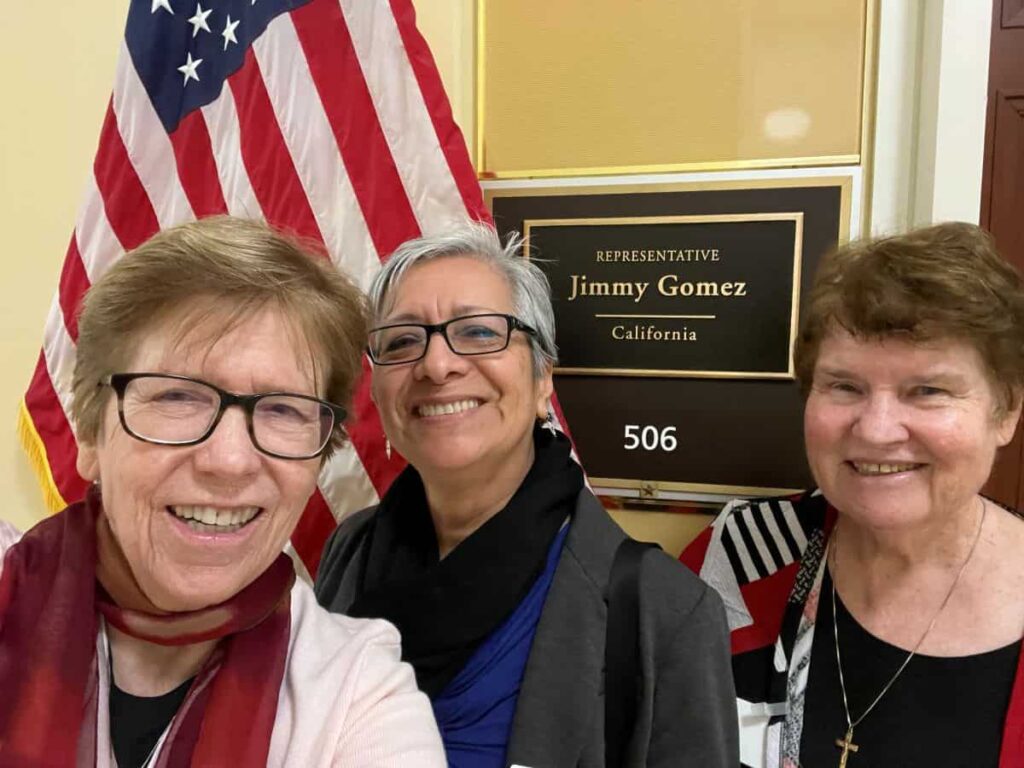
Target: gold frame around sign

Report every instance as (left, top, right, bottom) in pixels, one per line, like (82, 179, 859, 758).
(590, 476, 803, 501)
(483, 174, 854, 245)
(522, 212, 804, 379)
(474, 0, 879, 182)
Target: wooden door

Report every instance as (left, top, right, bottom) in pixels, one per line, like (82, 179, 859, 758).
(981, 0, 1024, 508)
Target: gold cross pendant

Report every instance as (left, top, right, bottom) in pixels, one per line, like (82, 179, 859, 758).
(835, 726, 859, 768)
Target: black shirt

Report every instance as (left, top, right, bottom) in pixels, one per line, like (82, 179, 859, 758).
(801, 572, 1019, 767)
(109, 676, 193, 768)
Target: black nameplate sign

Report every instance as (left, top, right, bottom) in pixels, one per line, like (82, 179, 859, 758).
(524, 214, 802, 378)
(486, 178, 850, 499)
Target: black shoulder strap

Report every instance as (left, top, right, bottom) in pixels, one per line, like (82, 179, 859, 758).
(605, 538, 660, 767)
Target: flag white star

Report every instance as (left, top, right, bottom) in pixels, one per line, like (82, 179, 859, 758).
(177, 52, 203, 86)
(151, 0, 173, 14)
(187, 2, 213, 37)
(222, 15, 240, 50)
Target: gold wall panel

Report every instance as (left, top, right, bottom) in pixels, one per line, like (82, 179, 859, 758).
(478, 0, 868, 177)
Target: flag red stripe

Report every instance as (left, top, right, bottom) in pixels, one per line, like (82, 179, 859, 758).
(228, 50, 324, 245)
(93, 100, 160, 251)
(549, 395, 579, 457)
(168, 110, 229, 218)
(291, 0, 422, 257)
(678, 526, 713, 574)
(349, 359, 405, 496)
(388, 0, 490, 224)
(24, 353, 89, 505)
(291, 489, 338, 577)
(57, 237, 91, 342)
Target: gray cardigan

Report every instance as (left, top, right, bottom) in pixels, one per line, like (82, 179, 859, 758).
(315, 489, 739, 767)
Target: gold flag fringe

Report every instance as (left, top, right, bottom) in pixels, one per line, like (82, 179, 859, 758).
(17, 399, 67, 514)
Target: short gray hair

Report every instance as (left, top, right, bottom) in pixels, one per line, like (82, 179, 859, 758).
(368, 222, 558, 374)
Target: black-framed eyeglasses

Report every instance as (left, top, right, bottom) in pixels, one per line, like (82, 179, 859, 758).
(367, 313, 537, 365)
(101, 373, 346, 460)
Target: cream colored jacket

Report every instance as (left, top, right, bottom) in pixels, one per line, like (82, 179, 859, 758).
(0, 520, 444, 767)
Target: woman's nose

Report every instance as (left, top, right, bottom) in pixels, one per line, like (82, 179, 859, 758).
(415, 331, 467, 382)
(850, 393, 911, 444)
(193, 407, 262, 477)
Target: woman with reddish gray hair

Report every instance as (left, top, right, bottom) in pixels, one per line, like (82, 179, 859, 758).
(683, 222, 1024, 768)
(0, 217, 445, 767)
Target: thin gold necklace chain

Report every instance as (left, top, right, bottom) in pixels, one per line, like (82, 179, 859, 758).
(831, 497, 987, 731)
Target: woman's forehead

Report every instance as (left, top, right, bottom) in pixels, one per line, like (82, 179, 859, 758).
(130, 302, 321, 387)
(383, 256, 512, 318)
(816, 329, 987, 375)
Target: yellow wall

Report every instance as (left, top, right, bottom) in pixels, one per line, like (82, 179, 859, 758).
(0, 1, 126, 531)
(479, 0, 866, 176)
(412, 0, 475, 142)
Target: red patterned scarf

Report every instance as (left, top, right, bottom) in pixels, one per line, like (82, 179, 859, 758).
(0, 488, 295, 767)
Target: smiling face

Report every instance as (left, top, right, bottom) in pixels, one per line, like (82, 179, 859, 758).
(370, 256, 553, 484)
(804, 328, 1021, 530)
(76, 304, 322, 611)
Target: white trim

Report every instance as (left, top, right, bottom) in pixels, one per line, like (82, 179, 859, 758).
(483, 166, 862, 245)
(910, 0, 993, 226)
(725, 514, 761, 584)
(741, 504, 778, 574)
(778, 500, 808, 554)
(759, 501, 795, 567)
(869, 1, 923, 235)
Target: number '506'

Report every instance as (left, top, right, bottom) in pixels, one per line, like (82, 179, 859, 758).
(623, 425, 678, 452)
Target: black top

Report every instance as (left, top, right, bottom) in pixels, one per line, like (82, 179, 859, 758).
(343, 425, 584, 697)
(109, 677, 193, 768)
(801, 571, 1020, 767)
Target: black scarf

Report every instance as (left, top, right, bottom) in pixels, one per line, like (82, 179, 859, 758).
(348, 426, 584, 697)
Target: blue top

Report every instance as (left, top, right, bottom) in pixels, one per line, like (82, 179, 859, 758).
(431, 524, 570, 768)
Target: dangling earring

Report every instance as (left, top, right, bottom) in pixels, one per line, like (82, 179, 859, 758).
(385, 436, 392, 460)
(542, 409, 557, 433)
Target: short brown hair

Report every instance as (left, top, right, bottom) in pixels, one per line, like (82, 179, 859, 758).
(794, 222, 1024, 413)
(71, 216, 368, 456)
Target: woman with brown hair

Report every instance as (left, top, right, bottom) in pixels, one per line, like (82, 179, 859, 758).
(0, 217, 444, 767)
(683, 222, 1024, 767)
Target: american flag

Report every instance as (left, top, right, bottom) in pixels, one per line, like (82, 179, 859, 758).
(19, 0, 489, 580)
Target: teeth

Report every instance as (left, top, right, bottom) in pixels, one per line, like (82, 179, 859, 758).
(852, 462, 920, 476)
(170, 505, 260, 530)
(416, 399, 481, 417)
(185, 520, 247, 534)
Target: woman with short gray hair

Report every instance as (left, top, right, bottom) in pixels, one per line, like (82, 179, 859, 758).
(367, 222, 559, 375)
(316, 222, 738, 767)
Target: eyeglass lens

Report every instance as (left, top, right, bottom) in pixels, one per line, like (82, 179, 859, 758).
(120, 376, 333, 458)
(369, 314, 511, 364)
